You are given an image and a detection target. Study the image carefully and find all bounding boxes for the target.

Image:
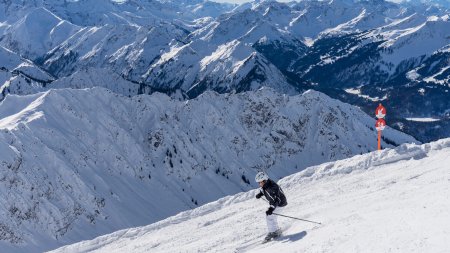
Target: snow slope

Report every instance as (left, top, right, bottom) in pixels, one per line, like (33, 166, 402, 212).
(0, 0, 235, 27)
(42, 23, 188, 80)
(49, 138, 450, 253)
(0, 87, 415, 252)
(1, 7, 80, 60)
(47, 68, 141, 97)
(0, 46, 54, 100)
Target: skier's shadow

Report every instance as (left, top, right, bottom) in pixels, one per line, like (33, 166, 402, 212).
(282, 231, 307, 242)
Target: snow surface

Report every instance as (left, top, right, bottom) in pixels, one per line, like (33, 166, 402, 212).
(1, 7, 80, 60)
(49, 138, 450, 253)
(423, 66, 450, 86)
(344, 88, 388, 102)
(47, 68, 141, 97)
(405, 117, 441, 122)
(378, 16, 450, 67)
(0, 1, 446, 252)
(0, 87, 416, 252)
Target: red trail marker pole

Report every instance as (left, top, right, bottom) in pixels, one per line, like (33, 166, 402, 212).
(375, 104, 386, 151)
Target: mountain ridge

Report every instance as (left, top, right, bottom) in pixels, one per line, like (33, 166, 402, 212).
(0, 1, 447, 144)
(0, 87, 415, 252)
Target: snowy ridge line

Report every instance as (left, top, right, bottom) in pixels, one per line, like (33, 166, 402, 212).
(0, 91, 49, 130)
(281, 138, 450, 188)
(49, 138, 450, 253)
(0, 86, 415, 252)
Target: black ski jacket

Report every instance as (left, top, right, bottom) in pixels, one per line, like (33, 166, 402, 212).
(260, 179, 287, 208)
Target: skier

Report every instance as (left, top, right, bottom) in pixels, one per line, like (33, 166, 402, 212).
(255, 171, 287, 242)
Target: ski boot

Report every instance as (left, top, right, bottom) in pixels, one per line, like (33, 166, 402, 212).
(263, 229, 282, 243)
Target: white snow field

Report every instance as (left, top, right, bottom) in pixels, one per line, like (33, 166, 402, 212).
(50, 138, 450, 253)
(0, 87, 416, 252)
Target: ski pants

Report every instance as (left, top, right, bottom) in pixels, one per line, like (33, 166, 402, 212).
(266, 207, 283, 233)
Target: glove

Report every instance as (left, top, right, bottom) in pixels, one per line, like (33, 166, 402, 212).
(266, 206, 275, 216)
(255, 192, 263, 199)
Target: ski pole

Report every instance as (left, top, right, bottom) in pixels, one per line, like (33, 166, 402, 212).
(272, 213, 322, 225)
(259, 197, 322, 225)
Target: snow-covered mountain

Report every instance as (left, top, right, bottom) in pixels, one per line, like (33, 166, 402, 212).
(0, 7, 80, 60)
(241, 0, 450, 142)
(47, 68, 142, 97)
(0, 46, 54, 100)
(42, 22, 189, 81)
(0, 87, 415, 252)
(0, 0, 236, 26)
(0, 1, 446, 252)
(403, 0, 450, 8)
(48, 137, 450, 253)
(0, 0, 448, 142)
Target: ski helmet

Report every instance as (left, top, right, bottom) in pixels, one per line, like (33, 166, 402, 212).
(255, 172, 269, 183)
